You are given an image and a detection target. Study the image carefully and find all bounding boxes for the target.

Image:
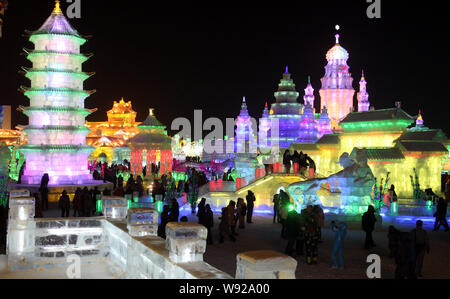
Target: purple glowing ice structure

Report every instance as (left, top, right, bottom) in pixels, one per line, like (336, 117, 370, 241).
(18, 2, 95, 185)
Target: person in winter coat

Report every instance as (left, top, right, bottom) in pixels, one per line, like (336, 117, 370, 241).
(237, 198, 247, 229)
(245, 191, 256, 224)
(388, 225, 401, 258)
(197, 198, 207, 225)
(313, 205, 325, 243)
(362, 205, 377, 249)
(39, 173, 49, 211)
(58, 190, 70, 218)
(219, 207, 235, 243)
(33, 192, 43, 218)
(72, 188, 83, 217)
(158, 205, 170, 239)
(411, 220, 430, 277)
(283, 150, 292, 174)
(304, 205, 319, 265)
(227, 200, 238, 236)
(395, 232, 415, 279)
(331, 221, 347, 269)
(285, 210, 301, 257)
(169, 198, 179, 222)
(82, 187, 93, 217)
(291, 151, 300, 174)
(204, 204, 214, 245)
(273, 194, 280, 223)
(433, 197, 449, 231)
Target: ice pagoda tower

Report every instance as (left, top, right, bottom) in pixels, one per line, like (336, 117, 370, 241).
(258, 102, 271, 149)
(319, 33, 355, 129)
(18, 1, 95, 185)
(317, 106, 333, 139)
(269, 67, 302, 148)
(235, 97, 256, 153)
(303, 76, 315, 108)
(357, 71, 370, 112)
(298, 79, 319, 143)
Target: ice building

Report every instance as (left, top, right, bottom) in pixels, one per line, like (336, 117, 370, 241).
(235, 97, 257, 154)
(269, 67, 303, 148)
(128, 109, 172, 176)
(319, 33, 355, 129)
(18, 1, 95, 185)
(290, 107, 448, 198)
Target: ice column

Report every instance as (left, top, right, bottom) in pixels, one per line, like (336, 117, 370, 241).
(7, 189, 36, 270)
(127, 208, 158, 237)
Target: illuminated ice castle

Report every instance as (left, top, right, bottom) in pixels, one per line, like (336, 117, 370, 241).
(18, 1, 95, 185)
(319, 33, 356, 128)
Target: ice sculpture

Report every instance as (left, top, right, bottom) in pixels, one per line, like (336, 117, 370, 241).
(7, 194, 35, 269)
(236, 250, 297, 279)
(127, 208, 158, 237)
(102, 196, 128, 220)
(34, 218, 104, 260)
(319, 33, 355, 128)
(18, 2, 95, 185)
(165, 222, 207, 263)
(288, 148, 375, 214)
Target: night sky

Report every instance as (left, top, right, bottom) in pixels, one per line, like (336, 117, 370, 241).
(0, 1, 448, 136)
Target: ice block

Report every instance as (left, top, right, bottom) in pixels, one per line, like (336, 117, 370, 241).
(9, 189, 31, 199)
(165, 222, 207, 263)
(102, 196, 128, 220)
(126, 208, 158, 237)
(235, 250, 297, 279)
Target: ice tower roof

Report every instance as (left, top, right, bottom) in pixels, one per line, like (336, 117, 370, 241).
(139, 109, 165, 128)
(30, 1, 81, 37)
(326, 34, 349, 61)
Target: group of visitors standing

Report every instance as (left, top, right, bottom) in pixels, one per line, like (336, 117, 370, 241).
(157, 198, 180, 239)
(218, 191, 256, 243)
(283, 150, 316, 176)
(57, 186, 104, 218)
(388, 221, 431, 278)
(283, 203, 325, 265)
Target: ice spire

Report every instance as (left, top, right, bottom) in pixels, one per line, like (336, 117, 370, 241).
(357, 70, 370, 112)
(303, 76, 315, 108)
(416, 109, 424, 126)
(53, 0, 62, 15)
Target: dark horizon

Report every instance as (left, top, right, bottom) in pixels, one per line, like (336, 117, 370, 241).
(0, 1, 448, 136)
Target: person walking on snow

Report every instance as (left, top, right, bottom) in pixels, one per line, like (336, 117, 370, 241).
(331, 221, 347, 269)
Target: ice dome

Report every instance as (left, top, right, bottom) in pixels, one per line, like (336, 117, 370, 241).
(326, 34, 349, 61)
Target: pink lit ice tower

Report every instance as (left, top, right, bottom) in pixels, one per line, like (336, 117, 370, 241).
(298, 78, 318, 143)
(357, 70, 370, 112)
(319, 32, 355, 129)
(18, 1, 95, 185)
(235, 97, 256, 153)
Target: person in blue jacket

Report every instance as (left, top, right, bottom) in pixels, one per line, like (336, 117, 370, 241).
(331, 221, 347, 269)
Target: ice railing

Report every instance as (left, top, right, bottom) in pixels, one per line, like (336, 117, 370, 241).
(6, 191, 233, 278)
(7, 192, 297, 279)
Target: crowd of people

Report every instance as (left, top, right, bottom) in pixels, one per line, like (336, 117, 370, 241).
(282, 150, 316, 176)
(218, 191, 256, 243)
(281, 201, 325, 265)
